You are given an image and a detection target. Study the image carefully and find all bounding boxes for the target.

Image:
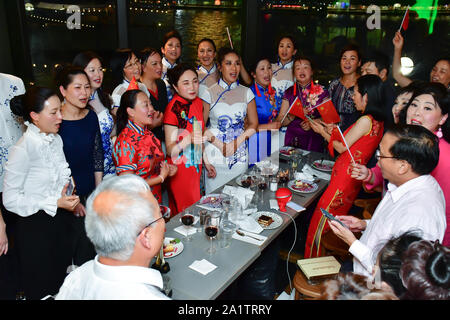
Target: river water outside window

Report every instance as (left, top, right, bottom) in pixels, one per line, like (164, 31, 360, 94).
(22, 1, 449, 89)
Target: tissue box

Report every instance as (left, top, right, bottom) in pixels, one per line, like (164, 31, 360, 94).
(297, 256, 341, 280)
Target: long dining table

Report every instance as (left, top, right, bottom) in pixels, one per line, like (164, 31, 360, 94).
(159, 148, 333, 300)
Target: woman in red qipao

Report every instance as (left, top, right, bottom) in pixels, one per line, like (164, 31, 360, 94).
(305, 75, 385, 258)
(164, 63, 217, 215)
(113, 89, 176, 203)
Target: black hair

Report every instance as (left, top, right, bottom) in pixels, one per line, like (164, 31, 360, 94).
(216, 47, 240, 66)
(110, 48, 137, 90)
(293, 55, 316, 72)
(197, 38, 216, 52)
(10, 86, 59, 123)
(377, 230, 423, 297)
(248, 56, 272, 75)
(276, 34, 297, 52)
(72, 51, 112, 111)
(161, 29, 183, 59)
(397, 80, 424, 97)
(116, 89, 143, 136)
(400, 239, 450, 300)
(339, 43, 361, 61)
(386, 124, 440, 175)
(54, 64, 90, 100)
(356, 74, 386, 122)
(139, 47, 162, 66)
(167, 63, 198, 91)
(361, 51, 390, 76)
(432, 57, 450, 67)
(398, 82, 450, 143)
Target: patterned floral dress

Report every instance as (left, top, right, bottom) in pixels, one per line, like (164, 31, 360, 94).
(163, 94, 204, 215)
(283, 82, 330, 152)
(89, 90, 116, 179)
(304, 115, 384, 258)
(200, 79, 255, 194)
(113, 120, 165, 203)
(249, 82, 280, 163)
(271, 60, 294, 149)
(0, 73, 26, 192)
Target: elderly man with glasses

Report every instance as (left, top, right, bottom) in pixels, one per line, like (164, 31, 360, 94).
(55, 174, 170, 300)
(327, 124, 446, 278)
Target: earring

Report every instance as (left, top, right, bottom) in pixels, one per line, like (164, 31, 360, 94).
(437, 126, 443, 139)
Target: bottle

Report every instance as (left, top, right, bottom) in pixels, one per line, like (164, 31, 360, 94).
(270, 176, 278, 192)
(151, 245, 170, 273)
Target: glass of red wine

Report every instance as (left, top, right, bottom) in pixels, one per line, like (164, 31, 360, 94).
(204, 212, 220, 255)
(181, 209, 195, 242)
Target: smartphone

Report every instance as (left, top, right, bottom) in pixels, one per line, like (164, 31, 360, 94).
(66, 177, 76, 196)
(320, 208, 347, 228)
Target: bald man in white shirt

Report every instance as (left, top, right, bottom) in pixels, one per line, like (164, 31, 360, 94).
(55, 175, 170, 300)
(328, 125, 446, 278)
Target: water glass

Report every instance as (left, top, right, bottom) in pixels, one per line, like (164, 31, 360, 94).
(220, 220, 236, 248)
(162, 274, 173, 297)
(245, 193, 257, 212)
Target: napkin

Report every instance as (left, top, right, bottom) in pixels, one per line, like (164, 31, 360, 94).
(228, 215, 264, 234)
(269, 199, 279, 210)
(255, 159, 279, 175)
(303, 163, 331, 181)
(189, 259, 217, 275)
(222, 185, 255, 209)
(286, 201, 306, 212)
(294, 171, 314, 182)
(174, 224, 198, 237)
(232, 230, 267, 246)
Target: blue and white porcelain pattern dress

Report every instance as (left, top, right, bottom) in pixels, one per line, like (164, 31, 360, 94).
(200, 78, 255, 194)
(271, 60, 294, 150)
(89, 90, 116, 179)
(0, 73, 26, 192)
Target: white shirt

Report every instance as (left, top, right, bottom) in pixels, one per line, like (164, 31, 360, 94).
(0, 73, 26, 192)
(55, 255, 170, 300)
(350, 175, 446, 277)
(111, 79, 150, 109)
(3, 122, 71, 217)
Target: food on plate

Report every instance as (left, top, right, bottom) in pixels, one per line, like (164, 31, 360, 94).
(258, 214, 274, 227)
(280, 147, 295, 155)
(163, 238, 180, 254)
(313, 161, 332, 171)
(163, 244, 174, 254)
(293, 180, 314, 191)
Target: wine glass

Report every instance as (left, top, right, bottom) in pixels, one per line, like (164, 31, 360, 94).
(204, 212, 220, 255)
(257, 174, 268, 205)
(181, 209, 195, 242)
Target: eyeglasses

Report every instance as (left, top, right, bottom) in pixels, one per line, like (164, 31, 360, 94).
(375, 150, 397, 160)
(138, 215, 163, 236)
(124, 59, 141, 69)
(137, 206, 171, 236)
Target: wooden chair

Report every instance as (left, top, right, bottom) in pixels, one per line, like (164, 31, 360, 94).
(321, 197, 380, 262)
(292, 269, 323, 300)
(353, 197, 380, 220)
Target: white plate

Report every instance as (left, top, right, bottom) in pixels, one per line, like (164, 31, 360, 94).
(235, 174, 256, 188)
(163, 237, 184, 258)
(311, 160, 335, 172)
(288, 179, 319, 194)
(279, 146, 296, 157)
(198, 193, 229, 210)
(252, 211, 283, 230)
